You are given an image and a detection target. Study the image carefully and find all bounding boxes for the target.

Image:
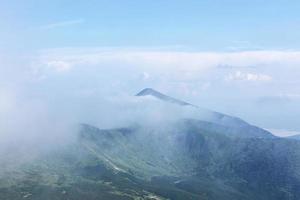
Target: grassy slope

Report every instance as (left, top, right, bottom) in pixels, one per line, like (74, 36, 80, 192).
(1, 120, 300, 200)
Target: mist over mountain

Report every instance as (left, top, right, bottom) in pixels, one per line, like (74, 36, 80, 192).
(1, 89, 299, 200)
(137, 88, 274, 139)
(2, 1, 300, 199)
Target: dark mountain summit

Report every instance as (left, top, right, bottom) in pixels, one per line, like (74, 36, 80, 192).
(136, 88, 194, 106)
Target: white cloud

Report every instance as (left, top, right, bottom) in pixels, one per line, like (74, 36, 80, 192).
(46, 60, 72, 72)
(36, 49, 300, 74)
(30, 49, 300, 102)
(38, 50, 217, 73)
(226, 71, 272, 81)
(40, 19, 84, 30)
(141, 72, 150, 80)
(0, 88, 16, 113)
(2, 47, 300, 146)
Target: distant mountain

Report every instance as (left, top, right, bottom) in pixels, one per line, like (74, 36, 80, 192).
(1, 88, 299, 200)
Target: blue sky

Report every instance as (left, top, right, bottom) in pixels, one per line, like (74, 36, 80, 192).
(1, 0, 300, 136)
(1, 0, 300, 50)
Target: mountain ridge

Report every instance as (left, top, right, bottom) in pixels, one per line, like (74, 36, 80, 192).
(136, 88, 194, 106)
(1, 88, 299, 200)
(136, 88, 274, 138)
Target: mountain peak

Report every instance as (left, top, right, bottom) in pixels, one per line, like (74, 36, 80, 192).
(136, 88, 162, 96)
(136, 88, 193, 106)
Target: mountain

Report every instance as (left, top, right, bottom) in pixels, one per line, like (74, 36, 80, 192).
(136, 88, 274, 139)
(136, 88, 194, 106)
(287, 134, 300, 140)
(1, 89, 300, 200)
